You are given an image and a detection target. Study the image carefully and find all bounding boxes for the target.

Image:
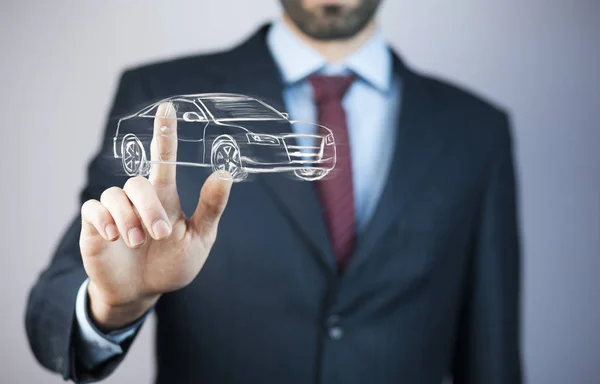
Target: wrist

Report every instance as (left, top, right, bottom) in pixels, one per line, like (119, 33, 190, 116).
(87, 281, 159, 332)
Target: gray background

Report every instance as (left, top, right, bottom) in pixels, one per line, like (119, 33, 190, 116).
(1, 0, 599, 383)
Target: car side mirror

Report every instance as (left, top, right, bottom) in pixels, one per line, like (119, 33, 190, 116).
(183, 111, 203, 122)
(281, 112, 289, 119)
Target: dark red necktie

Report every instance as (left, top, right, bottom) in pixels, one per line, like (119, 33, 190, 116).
(309, 75, 356, 270)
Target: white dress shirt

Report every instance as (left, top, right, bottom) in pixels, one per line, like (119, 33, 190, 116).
(74, 19, 401, 369)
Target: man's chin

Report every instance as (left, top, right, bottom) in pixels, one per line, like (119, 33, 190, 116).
(281, 0, 381, 41)
(306, 29, 355, 41)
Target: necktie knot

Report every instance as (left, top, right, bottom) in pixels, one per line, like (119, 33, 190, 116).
(309, 75, 355, 104)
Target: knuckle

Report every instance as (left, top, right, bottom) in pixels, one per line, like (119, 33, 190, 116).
(134, 201, 155, 218)
(158, 149, 176, 160)
(151, 176, 175, 188)
(123, 176, 148, 192)
(139, 200, 167, 224)
(80, 199, 95, 216)
(115, 208, 140, 229)
(100, 186, 122, 204)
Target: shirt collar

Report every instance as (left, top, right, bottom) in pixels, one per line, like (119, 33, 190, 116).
(266, 19, 393, 93)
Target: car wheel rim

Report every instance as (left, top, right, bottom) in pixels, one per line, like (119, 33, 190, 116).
(124, 139, 143, 174)
(214, 142, 241, 175)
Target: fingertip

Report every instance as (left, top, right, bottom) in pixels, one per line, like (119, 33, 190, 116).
(191, 171, 234, 237)
(203, 171, 233, 197)
(209, 170, 233, 202)
(157, 101, 175, 117)
(213, 170, 234, 183)
(198, 171, 233, 214)
(81, 199, 117, 241)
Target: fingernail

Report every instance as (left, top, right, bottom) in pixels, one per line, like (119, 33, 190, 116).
(128, 227, 146, 247)
(104, 224, 119, 240)
(152, 219, 172, 239)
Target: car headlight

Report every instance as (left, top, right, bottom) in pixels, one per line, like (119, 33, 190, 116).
(246, 133, 280, 145)
(325, 133, 335, 145)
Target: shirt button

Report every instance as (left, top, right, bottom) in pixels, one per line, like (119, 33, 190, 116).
(329, 326, 344, 340)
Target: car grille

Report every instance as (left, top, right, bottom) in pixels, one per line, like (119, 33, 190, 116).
(283, 136, 324, 164)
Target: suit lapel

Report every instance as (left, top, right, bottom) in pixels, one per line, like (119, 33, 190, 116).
(215, 25, 336, 271)
(344, 56, 447, 277)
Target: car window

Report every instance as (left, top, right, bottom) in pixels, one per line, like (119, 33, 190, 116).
(199, 97, 284, 121)
(139, 99, 207, 121)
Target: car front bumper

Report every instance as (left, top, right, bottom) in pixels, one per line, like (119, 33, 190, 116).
(241, 133, 335, 171)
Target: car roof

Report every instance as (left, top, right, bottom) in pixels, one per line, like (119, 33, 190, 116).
(135, 93, 275, 118)
(164, 93, 253, 101)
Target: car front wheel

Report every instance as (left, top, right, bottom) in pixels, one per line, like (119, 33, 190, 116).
(211, 135, 248, 181)
(121, 134, 150, 176)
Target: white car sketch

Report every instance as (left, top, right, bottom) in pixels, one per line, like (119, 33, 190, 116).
(113, 93, 336, 181)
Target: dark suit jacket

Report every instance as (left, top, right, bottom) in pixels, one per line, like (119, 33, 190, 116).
(25, 25, 522, 384)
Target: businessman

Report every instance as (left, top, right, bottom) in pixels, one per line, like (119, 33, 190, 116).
(26, 0, 522, 383)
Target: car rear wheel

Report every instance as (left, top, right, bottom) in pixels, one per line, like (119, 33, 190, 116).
(211, 135, 247, 181)
(294, 168, 330, 181)
(121, 134, 149, 176)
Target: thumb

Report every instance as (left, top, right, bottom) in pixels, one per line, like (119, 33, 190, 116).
(190, 170, 233, 243)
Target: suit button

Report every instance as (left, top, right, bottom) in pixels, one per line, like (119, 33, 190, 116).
(329, 326, 344, 340)
(326, 314, 343, 340)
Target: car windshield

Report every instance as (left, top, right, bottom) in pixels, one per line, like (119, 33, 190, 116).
(200, 96, 285, 121)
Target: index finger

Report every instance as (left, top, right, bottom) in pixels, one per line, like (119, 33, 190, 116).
(149, 101, 178, 188)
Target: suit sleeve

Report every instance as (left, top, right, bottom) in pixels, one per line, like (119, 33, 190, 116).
(451, 114, 523, 383)
(73, 279, 148, 371)
(25, 69, 150, 383)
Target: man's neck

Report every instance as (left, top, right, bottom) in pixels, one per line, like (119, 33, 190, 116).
(282, 14, 376, 64)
